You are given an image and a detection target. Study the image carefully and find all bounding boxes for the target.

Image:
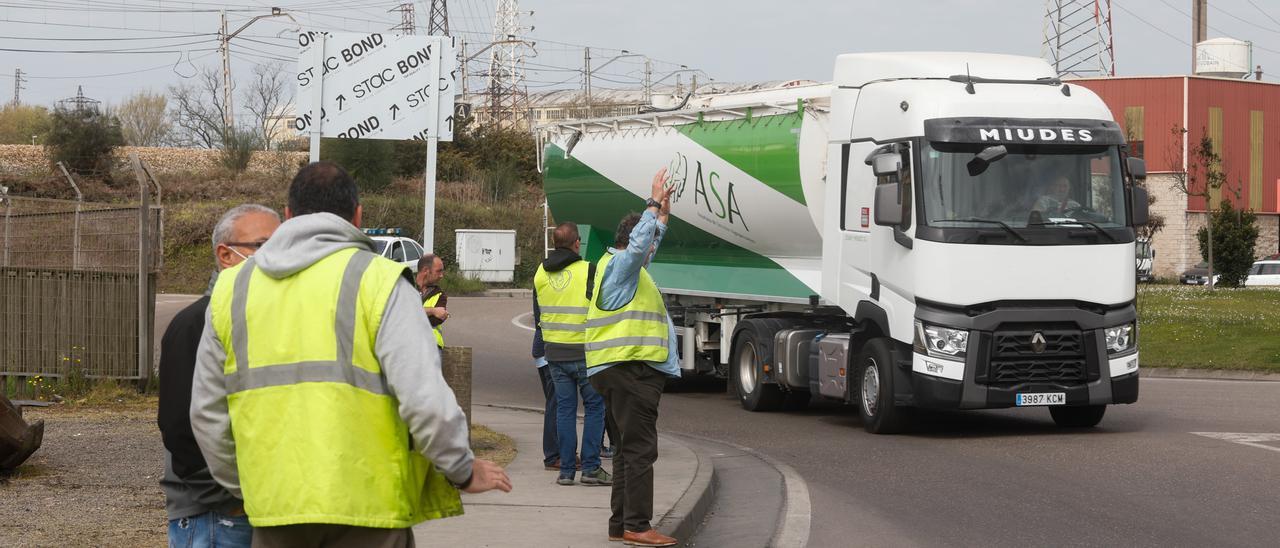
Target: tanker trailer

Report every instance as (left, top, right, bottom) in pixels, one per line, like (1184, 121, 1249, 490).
(538, 52, 1149, 433)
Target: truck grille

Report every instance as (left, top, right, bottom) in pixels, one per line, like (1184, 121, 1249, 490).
(989, 359, 1087, 384)
(987, 328, 1087, 386)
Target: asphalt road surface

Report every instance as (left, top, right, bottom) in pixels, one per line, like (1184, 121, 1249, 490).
(157, 294, 1280, 547)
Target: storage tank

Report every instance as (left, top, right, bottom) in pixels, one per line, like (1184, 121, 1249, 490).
(540, 83, 832, 302)
(1195, 38, 1252, 78)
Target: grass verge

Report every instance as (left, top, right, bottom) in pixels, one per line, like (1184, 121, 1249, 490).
(1138, 285, 1280, 371)
(471, 424, 517, 467)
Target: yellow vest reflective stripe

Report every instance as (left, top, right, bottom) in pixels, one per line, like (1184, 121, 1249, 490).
(210, 248, 462, 528)
(533, 261, 591, 359)
(423, 292, 445, 347)
(584, 252, 670, 367)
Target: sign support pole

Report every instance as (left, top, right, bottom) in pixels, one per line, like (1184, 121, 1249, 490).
(308, 33, 326, 163)
(423, 36, 443, 253)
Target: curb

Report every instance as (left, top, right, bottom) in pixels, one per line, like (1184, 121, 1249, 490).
(654, 437, 716, 543)
(479, 288, 533, 298)
(478, 403, 718, 544)
(668, 432, 812, 548)
(1141, 368, 1280, 382)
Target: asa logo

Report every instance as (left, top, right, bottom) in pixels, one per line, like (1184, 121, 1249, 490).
(666, 152, 749, 231)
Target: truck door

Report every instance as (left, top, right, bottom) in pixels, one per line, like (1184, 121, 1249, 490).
(836, 140, 917, 340)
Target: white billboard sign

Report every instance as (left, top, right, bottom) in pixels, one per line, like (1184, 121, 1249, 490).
(294, 31, 456, 141)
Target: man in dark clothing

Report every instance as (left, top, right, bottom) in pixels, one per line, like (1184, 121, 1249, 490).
(158, 204, 279, 547)
(531, 318, 560, 470)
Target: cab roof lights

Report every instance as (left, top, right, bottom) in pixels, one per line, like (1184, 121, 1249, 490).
(363, 228, 403, 236)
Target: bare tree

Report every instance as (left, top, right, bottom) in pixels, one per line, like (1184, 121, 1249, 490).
(242, 63, 292, 150)
(117, 91, 171, 147)
(168, 67, 227, 149)
(1168, 125, 1227, 290)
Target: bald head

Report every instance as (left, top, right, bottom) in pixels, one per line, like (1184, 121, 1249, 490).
(552, 222, 580, 250)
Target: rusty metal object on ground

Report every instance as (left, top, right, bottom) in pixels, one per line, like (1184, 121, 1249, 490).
(0, 394, 45, 470)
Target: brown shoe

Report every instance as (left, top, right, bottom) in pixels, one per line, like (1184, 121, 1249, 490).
(608, 535, 624, 542)
(622, 529, 677, 547)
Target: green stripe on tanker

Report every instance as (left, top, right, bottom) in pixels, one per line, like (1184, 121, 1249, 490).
(675, 113, 806, 205)
(543, 143, 813, 300)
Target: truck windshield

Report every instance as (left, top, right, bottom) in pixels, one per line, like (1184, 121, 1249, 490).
(920, 142, 1128, 234)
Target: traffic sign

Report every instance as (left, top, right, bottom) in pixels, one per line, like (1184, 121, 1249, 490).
(294, 31, 456, 142)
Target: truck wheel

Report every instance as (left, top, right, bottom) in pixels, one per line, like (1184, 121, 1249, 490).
(1049, 405, 1106, 427)
(855, 338, 909, 434)
(731, 327, 783, 412)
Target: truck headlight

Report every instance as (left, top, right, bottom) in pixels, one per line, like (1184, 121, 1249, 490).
(1104, 322, 1136, 355)
(914, 320, 969, 358)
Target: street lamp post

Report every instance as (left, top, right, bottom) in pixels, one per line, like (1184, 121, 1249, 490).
(219, 8, 298, 132)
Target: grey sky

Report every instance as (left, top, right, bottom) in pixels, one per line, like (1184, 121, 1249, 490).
(2, 0, 1278, 113)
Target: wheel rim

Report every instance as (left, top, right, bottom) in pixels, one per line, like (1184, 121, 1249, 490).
(737, 340, 758, 396)
(861, 358, 880, 417)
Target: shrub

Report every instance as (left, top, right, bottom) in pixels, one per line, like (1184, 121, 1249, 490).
(322, 137, 395, 192)
(1196, 200, 1260, 287)
(219, 126, 260, 173)
(0, 104, 52, 145)
(44, 106, 125, 178)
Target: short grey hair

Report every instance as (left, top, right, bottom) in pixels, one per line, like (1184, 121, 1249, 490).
(212, 204, 280, 258)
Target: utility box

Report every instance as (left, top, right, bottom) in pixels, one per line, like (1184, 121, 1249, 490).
(455, 229, 516, 282)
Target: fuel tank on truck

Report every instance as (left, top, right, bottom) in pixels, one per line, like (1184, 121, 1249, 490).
(539, 82, 832, 303)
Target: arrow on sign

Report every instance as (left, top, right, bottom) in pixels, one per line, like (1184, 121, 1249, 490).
(445, 115, 454, 133)
(336, 94, 347, 110)
(390, 103, 400, 120)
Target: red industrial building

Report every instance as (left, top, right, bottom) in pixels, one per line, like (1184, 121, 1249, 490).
(1073, 75, 1280, 278)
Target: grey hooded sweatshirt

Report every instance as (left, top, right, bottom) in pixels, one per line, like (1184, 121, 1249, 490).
(189, 213, 475, 498)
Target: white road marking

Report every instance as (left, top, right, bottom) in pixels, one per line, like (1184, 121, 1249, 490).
(1192, 432, 1280, 454)
(511, 311, 535, 332)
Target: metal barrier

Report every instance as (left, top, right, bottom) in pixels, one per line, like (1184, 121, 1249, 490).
(0, 156, 162, 396)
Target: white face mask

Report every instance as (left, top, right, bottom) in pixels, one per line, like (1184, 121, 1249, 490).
(228, 246, 251, 261)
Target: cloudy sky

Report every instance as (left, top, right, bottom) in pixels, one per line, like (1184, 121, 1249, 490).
(2, 0, 1278, 115)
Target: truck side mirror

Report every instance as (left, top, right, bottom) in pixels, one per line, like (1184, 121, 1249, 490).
(1129, 185, 1149, 227)
(1127, 157, 1147, 181)
(870, 153, 900, 177)
(874, 184, 903, 226)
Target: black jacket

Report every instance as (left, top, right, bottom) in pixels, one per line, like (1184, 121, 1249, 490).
(533, 248, 594, 362)
(157, 296, 239, 518)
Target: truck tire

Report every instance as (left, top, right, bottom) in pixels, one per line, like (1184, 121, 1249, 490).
(854, 338, 910, 434)
(1049, 405, 1107, 427)
(731, 326, 784, 412)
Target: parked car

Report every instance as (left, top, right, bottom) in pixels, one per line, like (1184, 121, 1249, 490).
(1136, 237, 1155, 282)
(1179, 261, 1220, 285)
(364, 228, 425, 272)
(1245, 259, 1280, 286)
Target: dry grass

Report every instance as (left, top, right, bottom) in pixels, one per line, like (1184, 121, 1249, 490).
(471, 424, 517, 467)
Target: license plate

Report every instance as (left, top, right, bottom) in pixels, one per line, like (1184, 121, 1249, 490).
(1016, 392, 1065, 406)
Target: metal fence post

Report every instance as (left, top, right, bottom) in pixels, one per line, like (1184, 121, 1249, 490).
(132, 154, 152, 387)
(57, 163, 83, 270)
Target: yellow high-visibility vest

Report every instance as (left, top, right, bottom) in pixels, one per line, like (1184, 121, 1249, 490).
(533, 260, 591, 360)
(423, 292, 445, 347)
(209, 248, 462, 528)
(584, 252, 669, 367)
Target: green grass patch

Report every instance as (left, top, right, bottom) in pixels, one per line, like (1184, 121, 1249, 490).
(1138, 285, 1280, 371)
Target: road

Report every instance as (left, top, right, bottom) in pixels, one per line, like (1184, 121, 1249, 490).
(157, 294, 1280, 547)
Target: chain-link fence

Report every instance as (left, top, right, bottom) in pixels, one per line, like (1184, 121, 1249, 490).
(1, 168, 162, 397)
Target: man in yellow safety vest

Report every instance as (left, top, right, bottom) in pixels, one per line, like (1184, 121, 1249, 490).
(417, 253, 447, 348)
(190, 161, 511, 547)
(585, 168, 681, 548)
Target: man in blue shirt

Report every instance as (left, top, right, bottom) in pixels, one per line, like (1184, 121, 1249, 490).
(587, 168, 681, 548)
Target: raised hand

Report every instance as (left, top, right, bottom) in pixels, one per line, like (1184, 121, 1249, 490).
(650, 167, 670, 203)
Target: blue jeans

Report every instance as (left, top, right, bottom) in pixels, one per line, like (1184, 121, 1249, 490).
(549, 359, 604, 475)
(168, 511, 251, 548)
(537, 364, 559, 465)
